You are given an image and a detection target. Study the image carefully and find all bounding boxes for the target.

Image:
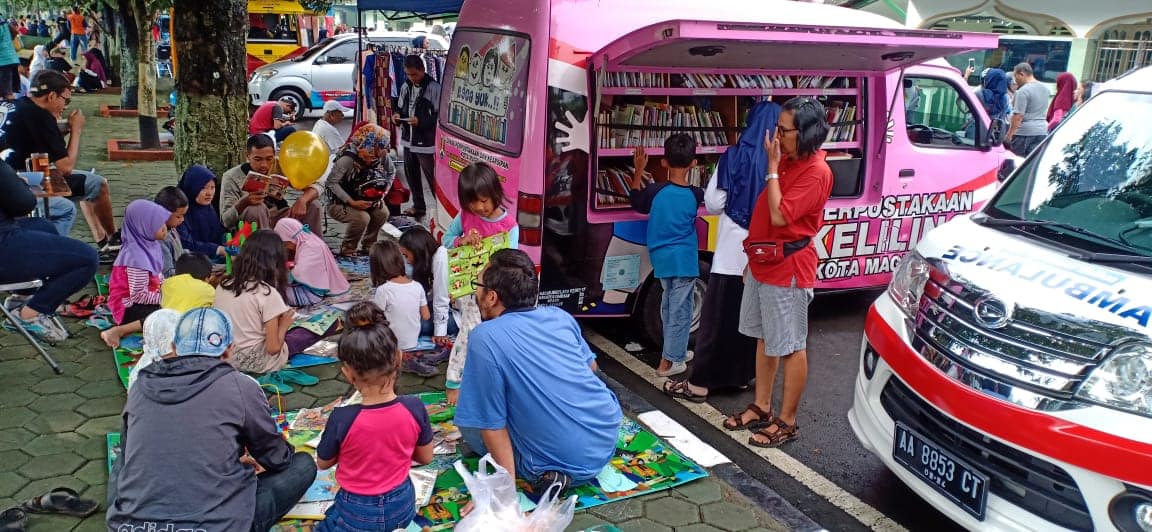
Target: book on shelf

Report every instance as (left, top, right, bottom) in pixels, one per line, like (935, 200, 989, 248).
(597, 103, 729, 148)
(825, 103, 858, 143)
(687, 161, 717, 189)
(604, 73, 852, 90)
(596, 165, 651, 207)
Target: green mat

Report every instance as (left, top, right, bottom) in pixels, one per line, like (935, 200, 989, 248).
(112, 334, 145, 389)
(109, 392, 707, 531)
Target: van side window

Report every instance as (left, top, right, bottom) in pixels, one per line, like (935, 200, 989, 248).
(905, 76, 982, 149)
(320, 41, 356, 65)
(439, 30, 531, 156)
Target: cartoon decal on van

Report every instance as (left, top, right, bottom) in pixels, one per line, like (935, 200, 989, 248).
(446, 33, 529, 146)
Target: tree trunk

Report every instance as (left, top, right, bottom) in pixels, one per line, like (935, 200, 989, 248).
(172, 0, 248, 178)
(132, 0, 159, 149)
(101, 4, 121, 87)
(117, 1, 139, 110)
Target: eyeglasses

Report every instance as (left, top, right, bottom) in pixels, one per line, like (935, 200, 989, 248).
(55, 91, 71, 105)
(776, 124, 799, 135)
(470, 279, 487, 290)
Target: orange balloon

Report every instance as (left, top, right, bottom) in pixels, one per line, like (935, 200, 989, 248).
(279, 131, 331, 189)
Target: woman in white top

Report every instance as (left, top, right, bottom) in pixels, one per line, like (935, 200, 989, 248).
(399, 226, 458, 345)
(663, 101, 782, 401)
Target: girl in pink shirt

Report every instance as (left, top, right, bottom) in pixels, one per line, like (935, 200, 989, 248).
(101, 200, 172, 348)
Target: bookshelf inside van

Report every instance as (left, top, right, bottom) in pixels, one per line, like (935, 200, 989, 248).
(593, 71, 864, 211)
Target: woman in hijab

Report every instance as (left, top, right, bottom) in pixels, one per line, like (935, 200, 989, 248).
(76, 41, 108, 92)
(977, 68, 1011, 121)
(663, 100, 781, 402)
(176, 165, 226, 259)
(324, 123, 397, 257)
(126, 309, 181, 390)
(1048, 72, 1077, 131)
(28, 45, 48, 80)
(274, 217, 349, 307)
(101, 200, 173, 348)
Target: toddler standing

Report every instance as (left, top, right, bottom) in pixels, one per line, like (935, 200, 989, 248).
(315, 302, 435, 532)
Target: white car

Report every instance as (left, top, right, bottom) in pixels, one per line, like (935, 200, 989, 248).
(247, 32, 448, 115)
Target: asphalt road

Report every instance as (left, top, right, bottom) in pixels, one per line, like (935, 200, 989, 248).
(588, 289, 966, 532)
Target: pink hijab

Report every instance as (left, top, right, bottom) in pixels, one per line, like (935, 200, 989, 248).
(274, 218, 350, 295)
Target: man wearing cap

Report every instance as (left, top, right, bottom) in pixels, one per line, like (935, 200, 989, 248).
(2, 70, 120, 255)
(107, 308, 317, 532)
(313, 99, 348, 153)
(248, 95, 298, 143)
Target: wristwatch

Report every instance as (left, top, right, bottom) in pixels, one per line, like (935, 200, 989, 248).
(766, 173, 780, 180)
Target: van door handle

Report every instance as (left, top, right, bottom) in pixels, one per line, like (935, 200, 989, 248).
(899, 169, 915, 177)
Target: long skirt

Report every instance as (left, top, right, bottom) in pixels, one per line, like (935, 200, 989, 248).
(686, 273, 757, 391)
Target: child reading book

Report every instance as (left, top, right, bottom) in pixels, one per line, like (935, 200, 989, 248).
(274, 217, 350, 307)
(153, 186, 188, 277)
(369, 240, 429, 353)
(629, 134, 704, 377)
(161, 253, 215, 313)
(176, 165, 226, 259)
(101, 200, 173, 348)
(399, 226, 456, 343)
(315, 302, 435, 532)
(213, 230, 318, 393)
(440, 162, 519, 404)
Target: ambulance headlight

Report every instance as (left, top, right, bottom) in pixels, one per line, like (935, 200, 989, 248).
(1078, 342, 1152, 416)
(887, 252, 929, 317)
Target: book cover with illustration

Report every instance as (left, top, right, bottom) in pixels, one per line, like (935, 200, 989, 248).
(447, 232, 511, 299)
(242, 171, 291, 198)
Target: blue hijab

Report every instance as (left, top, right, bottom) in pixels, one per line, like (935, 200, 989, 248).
(176, 165, 225, 255)
(978, 69, 1010, 119)
(715, 101, 781, 229)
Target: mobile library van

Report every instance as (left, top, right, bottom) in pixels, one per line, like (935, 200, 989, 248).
(432, 0, 1005, 343)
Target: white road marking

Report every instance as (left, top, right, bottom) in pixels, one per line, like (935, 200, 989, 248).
(637, 410, 731, 467)
(587, 330, 908, 532)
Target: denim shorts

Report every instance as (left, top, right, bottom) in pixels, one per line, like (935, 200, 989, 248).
(316, 480, 416, 532)
(64, 170, 106, 202)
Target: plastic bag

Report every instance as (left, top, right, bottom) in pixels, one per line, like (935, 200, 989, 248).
(454, 455, 524, 532)
(522, 482, 577, 532)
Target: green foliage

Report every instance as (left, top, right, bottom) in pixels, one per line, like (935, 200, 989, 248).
(297, 0, 331, 14)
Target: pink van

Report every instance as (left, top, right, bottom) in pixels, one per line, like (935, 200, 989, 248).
(431, 0, 1005, 343)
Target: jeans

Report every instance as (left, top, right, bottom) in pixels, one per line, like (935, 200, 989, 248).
(419, 312, 459, 338)
(66, 169, 105, 202)
(69, 33, 88, 62)
(660, 276, 695, 363)
(0, 218, 97, 315)
(35, 197, 76, 238)
(251, 452, 319, 532)
(316, 480, 416, 532)
(403, 150, 435, 213)
(1009, 135, 1045, 157)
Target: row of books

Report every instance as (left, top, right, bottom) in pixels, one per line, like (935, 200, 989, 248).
(603, 73, 852, 90)
(596, 103, 731, 149)
(594, 162, 717, 208)
(826, 104, 859, 143)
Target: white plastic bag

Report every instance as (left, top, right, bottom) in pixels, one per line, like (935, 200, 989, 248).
(522, 482, 577, 532)
(454, 455, 524, 532)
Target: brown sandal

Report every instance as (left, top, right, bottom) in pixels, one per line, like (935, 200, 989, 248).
(723, 403, 773, 431)
(749, 418, 799, 448)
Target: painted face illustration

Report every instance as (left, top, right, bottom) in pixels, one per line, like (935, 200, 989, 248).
(481, 49, 499, 87)
(468, 53, 483, 84)
(455, 46, 470, 79)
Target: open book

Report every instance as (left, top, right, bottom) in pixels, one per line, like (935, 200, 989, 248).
(242, 171, 291, 198)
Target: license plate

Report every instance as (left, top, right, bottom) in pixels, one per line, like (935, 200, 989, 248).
(893, 422, 989, 520)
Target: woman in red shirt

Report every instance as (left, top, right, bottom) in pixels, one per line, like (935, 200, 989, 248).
(724, 97, 832, 448)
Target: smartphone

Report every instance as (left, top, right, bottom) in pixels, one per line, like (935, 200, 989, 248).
(968, 58, 976, 70)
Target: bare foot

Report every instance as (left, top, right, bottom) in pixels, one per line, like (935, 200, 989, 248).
(100, 328, 122, 348)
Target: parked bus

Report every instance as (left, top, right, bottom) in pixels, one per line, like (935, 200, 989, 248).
(432, 0, 1006, 344)
(246, 0, 322, 75)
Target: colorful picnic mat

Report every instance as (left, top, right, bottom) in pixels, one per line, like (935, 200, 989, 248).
(109, 392, 707, 531)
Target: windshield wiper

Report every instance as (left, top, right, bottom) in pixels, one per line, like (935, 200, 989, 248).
(971, 213, 1152, 263)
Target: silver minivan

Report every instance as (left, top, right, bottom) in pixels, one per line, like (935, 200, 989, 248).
(247, 32, 447, 114)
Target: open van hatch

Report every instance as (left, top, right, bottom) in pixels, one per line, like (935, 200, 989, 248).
(591, 20, 998, 73)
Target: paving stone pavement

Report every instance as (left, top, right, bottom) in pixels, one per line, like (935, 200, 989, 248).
(0, 92, 788, 531)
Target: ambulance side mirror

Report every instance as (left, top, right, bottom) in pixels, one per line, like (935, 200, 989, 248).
(985, 118, 1007, 148)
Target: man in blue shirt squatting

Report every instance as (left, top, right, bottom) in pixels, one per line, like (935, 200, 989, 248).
(455, 249, 624, 494)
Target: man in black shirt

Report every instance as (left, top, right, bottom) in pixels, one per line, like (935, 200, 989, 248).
(4, 71, 120, 254)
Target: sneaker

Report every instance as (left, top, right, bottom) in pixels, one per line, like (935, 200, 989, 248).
(529, 470, 572, 496)
(278, 368, 319, 386)
(256, 372, 294, 394)
(401, 356, 437, 377)
(101, 231, 122, 252)
(2, 313, 69, 343)
(421, 346, 451, 365)
(3, 294, 31, 311)
(657, 361, 688, 377)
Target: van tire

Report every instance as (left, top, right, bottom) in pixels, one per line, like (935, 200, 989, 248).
(638, 259, 711, 349)
(270, 88, 309, 113)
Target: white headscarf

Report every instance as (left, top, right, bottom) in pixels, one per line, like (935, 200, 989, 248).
(29, 45, 48, 80)
(127, 309, 182, 390)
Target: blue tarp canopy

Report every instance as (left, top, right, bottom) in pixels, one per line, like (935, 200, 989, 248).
(355, 0, 463, 16)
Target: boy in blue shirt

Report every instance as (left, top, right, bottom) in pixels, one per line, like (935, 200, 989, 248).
(629, 134, 704, 377)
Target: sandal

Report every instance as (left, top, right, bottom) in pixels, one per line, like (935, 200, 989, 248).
(723, 403, 773, 431)
(20, 487, 99, 517)
(662, 379, 708, 403)
(0, 508, 25, 531)
(749, 418, 800, 448)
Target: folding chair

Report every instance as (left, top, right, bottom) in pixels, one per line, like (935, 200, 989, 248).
(0, 281, 64, 374)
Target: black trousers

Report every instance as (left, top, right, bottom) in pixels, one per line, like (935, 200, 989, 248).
(686, 273, 757, 391)
(403, 149, 436, 214)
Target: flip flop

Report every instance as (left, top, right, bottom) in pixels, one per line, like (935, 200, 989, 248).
(20, 487, 99, 518)
(86, 315, 114, 331)
(0, 508, 25, 531)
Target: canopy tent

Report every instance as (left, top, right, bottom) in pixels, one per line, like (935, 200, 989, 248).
(355, 0, 464, 17)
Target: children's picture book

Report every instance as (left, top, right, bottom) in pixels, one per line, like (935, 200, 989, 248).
(283, 500, 333, 521)
(447, 232, 511, 299)
(301, 467, 339, 503)
(291, 309, 343, 336)
(242, 171, 291, 198)
(303, 340, 339, 358)
(289, 407, 330, 431)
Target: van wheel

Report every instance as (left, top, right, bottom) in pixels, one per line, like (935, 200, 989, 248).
(270, 88, 308, 113)
(638, 259, 711, 349)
